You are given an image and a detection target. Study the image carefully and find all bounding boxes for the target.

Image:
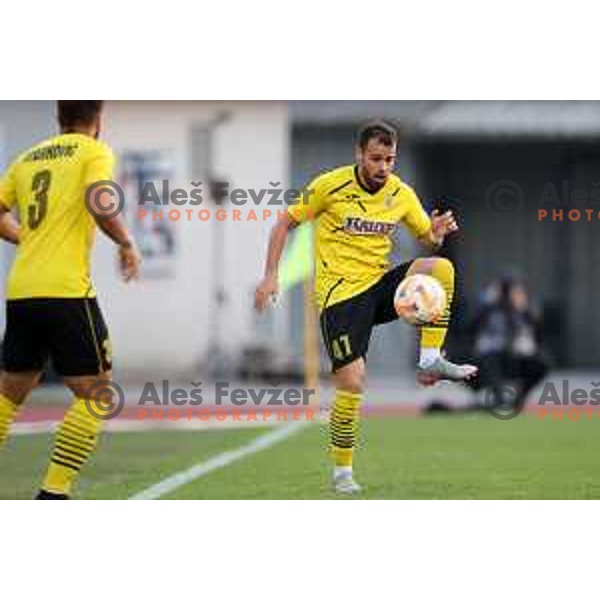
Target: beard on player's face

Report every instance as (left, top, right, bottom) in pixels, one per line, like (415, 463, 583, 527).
(357, 141, 396, 191)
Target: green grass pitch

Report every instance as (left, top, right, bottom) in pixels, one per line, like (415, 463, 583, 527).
(3, 414, 600, 499)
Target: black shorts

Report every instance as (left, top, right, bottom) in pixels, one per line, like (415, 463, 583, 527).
(320, 261, 413, 372)
(2, 298, 112, 377)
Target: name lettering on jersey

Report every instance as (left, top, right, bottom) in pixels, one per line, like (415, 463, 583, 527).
(344, 217, 397, 236)
(24, 144, 78, 162)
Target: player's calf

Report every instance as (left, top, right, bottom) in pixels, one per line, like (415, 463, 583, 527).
(0, 371, 42, 448)
(330, 360, 365, 493)
(36, 372, 113, 499)
(404, 258, 478, 384)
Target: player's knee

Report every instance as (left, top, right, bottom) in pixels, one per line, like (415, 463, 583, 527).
(433, 257, 454, 276)
(64, 371, 113, 399)
(340, 378, 364, 395)
(335, 361, 366, 394)
(0, 371, 41, 405)
(431, 257, 455, 288)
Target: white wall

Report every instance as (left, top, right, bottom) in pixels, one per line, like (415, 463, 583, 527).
(96, 101, 290, 376)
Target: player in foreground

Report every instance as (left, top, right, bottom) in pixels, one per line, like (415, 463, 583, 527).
(0, 100, 141, 499)
(255, 121, 477, 494)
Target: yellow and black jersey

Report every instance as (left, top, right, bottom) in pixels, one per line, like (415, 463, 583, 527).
(0, 133, 115, 299)
(288, 164, 431, 309)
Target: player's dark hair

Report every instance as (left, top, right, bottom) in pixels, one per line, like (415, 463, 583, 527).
(357, 121, 398, 149)
(57, 101, 104, 130)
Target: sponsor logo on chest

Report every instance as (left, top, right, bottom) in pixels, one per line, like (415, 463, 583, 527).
(344, 216, 397, 236)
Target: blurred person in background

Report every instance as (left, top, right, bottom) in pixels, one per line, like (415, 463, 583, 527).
(469, 275, 548, 412)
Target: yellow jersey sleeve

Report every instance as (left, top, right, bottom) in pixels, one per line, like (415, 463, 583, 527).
(287, 173, 330, 224)
(402, 184, 431, 238)
(0, 162, 18, 211)
(83, 142, 115, 187)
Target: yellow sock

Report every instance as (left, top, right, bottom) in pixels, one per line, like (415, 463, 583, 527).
(0, 394, 18, 447)
(41, 397, 103, 496)
(330, 390, 362, 468)
(420, 257, 454, 350)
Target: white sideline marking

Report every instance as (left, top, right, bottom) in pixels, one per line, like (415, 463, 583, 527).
(129, 420, 310, 500)
(11, 421, 60, 435)
(11, 418, 274, 436)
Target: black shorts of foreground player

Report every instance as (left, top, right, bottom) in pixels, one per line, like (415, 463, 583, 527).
(0, 100, 142, 499)
(255, 120, 477, 494)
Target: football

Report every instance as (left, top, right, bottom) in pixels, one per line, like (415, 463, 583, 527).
(394, 274, 447, 325)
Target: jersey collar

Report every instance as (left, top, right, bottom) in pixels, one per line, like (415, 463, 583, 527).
(353, 165, 386, 196)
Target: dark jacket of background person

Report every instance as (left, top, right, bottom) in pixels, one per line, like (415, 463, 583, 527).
(469, 277, 548, 409)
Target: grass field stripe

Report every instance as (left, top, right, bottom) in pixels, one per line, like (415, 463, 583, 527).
(128, 421, 310, 500)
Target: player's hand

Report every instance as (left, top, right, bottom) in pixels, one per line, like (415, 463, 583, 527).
(254, 275, 278, 312)
(119, 240, 142, 282)
(431, 209, 458, 241)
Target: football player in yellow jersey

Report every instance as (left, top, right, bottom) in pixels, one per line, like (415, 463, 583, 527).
(0, 101, 141, 499)
(255, 121, 477, 494)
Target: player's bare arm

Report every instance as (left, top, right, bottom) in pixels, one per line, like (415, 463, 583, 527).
(0, 207, 21, 245)
(254, 212, 299, 312)
(88, 187, 142, 282)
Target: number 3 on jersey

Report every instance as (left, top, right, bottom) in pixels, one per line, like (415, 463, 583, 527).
(29, 169, 51, 230)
